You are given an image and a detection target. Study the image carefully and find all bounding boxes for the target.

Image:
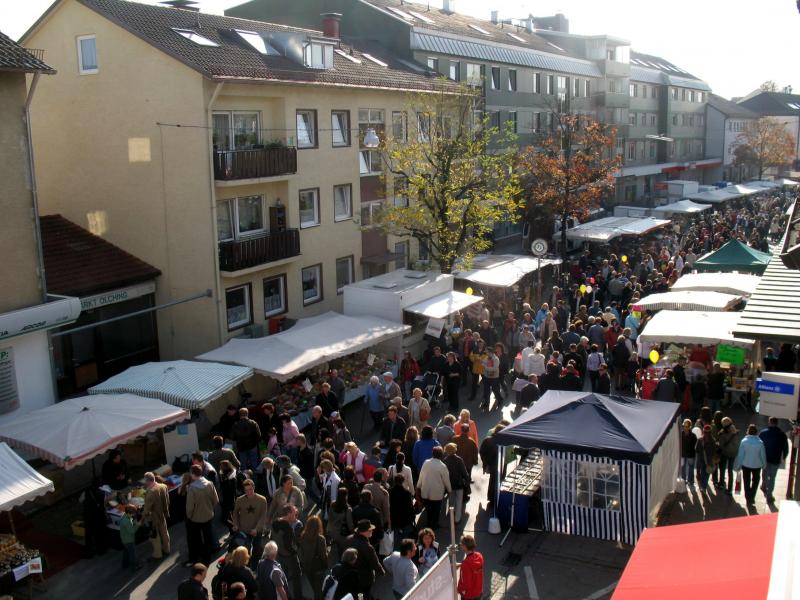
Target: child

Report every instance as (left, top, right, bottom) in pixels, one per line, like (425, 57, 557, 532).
(119, 505, 140, 570)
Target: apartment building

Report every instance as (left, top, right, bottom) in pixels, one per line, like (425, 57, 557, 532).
(705, 94, 759, 183)
(737, 89, 800, 172)
(23, 0, 450, 356)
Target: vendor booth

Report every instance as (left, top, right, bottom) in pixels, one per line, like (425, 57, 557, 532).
(686, 188, 738, 203)
(670, 272, 761, 297)
(638, 311, 754, 351)
(693, 239, 772, 275)
(633, 291, 743, 312)
(494, 391, 680, 545)
(650, 199, 711, 216)
(560, 217, 671, 244)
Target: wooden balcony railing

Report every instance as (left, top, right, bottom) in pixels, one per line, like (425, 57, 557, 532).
(213, 147, 297, 180)
(218, 229, 300, 272)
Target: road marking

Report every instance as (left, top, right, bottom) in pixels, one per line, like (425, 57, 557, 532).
(524, 565, 539, 600)
(579, 581, 618, 600)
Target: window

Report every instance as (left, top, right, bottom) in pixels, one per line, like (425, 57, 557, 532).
(629, 83, 637, 97)
(392, 175, 410, 207)
(427, 57, 438, 71)
(672, 114, 678, 126)
(263, 275, 287, 317)
(637, 141, 645, 160)
(490, 67, 500, 90)
(584, 79, 590, 97)
(296, 109, 317, 148)
(556, 76, 566, 93)
(533, 72, 541, 94)
(331, 110, 350, 147)
(689, 115, 695, 127)
(641, 85, 647, 98)
(301, 264, 323, 305)
(77, 35, 98, 74)
(235, 29, 278, 55)
(418, 239, 429, 262)
(628, 111, 637, 126)
(640, 113, 647, 126)
(173, 28, 218, 47)
(649, 114, 656, 127)
(304, 42, 333, 69)
(225, 284, 252, 330)
(573, 78, 580, 98)
(449, 61, 459, 81)
(466, 63, 482, 87)
(649, 141, 656, 159)
(417, 112, 431, 143)
(213, 112, 260, 150)
(359, 150, 382, 175)
(360, 200, 384, 227)
(532, 112, 541, 133)
(546, 74, 554, 95)
(217, 195, 265, 241)
(336, 256, 354, 294)
(333, 184, 352, 221)
(508, 69, 517, 91)
(695, 140, 703, 156)
(575, 463, 620, 511)
(627, 142, 636, 160)
(608, 79, 619, 94)
(697, 115, 704, 128)
(392, 111, 408, 141)
(689, 90, 695, 103)
(508, 111, 517, 133)
(671, 88, 679, 100)
(651, 87, 658, 99)
(697, 92, 704, 103)
(681, 89, 687, 101)
(394, 241, 409, 269)
(359, 109, 385, 174)
(615, 139, 624, 157)
(299, 188, 320, 228)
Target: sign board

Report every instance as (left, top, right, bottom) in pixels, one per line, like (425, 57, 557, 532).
(715, 344, 746, 365)
(0, 296, 81, 341)
(757, 372, 800, 420)
(402, 552, 454, 600)
(531, 238, 548, 257)
(0, 347, 19, 415)
(80, 281, 156, 311)
(425, 318, 446, 338)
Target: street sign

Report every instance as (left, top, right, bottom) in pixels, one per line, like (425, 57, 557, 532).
(531, 238, 548, 256)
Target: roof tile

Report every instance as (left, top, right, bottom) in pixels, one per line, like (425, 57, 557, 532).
(0, 29, 55, 73)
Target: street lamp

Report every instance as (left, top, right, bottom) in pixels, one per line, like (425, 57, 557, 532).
(363, 127, 380, 148)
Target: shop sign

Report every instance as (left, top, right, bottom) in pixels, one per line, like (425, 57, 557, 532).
(757, 373, 800, 420)
(0, 347, 19, 415)
(715, 344, 745, 365)
(0, 296, 81, 341)
(80, 281, 156, 311)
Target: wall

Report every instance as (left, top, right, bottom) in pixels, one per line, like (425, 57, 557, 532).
(25, 0, 220, 359)
(0, 71, 43, 312)
(0, 331, 56, 426)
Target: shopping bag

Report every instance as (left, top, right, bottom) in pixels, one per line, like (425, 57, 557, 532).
(734, 472, 742, 495)
(379, 530, 394, 555)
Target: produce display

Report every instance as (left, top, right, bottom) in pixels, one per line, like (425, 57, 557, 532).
(0, 534, 40, 577)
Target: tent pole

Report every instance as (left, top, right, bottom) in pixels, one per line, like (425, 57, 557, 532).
(495, 445, 503, 510)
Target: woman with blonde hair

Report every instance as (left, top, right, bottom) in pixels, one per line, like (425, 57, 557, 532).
(298, 515, 328, 600)
(217, 545, 258, 597)
(458, 409, 479, 447)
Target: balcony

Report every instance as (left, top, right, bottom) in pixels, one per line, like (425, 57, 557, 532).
(594, 91, 629, 109)
(218, 229, 300, 273)
(602, 59, 630, 78)
(213, 147, 297, 181)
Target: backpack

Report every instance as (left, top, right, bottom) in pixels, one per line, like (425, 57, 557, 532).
(322, 570, 338, 600)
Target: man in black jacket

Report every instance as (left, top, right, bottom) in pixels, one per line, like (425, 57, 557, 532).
(301, 405, 330, 448)
(345, 521, 385, 600)
(351, 490, 384, 551)
(270, 504, 303, 600)
(230, 408, 262, 472)
(177, 563, 209, 600)
(380, 406, 407, 447)
(315, 382, 339, 417)
(443, 443, 470, 523)
(518, 375, 541, 412)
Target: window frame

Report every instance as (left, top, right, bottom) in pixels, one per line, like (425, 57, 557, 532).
(394, 241, 409, 270)
(225, 283, 253, 331)
(533, 72, 540, 94)
(296, 109, 318, 149)
(213, 111, 261, 151)
(629, 83, 637, 97)
(466, 63, 482, 87)
(77, 34, 98, 75)
(574, 462, 620, 511)
(490, 66, 500, 90)
(333, 183, 353, 222)
(449, 61, 460, 81)
(335, 255, 355, 295)
(359, 149, 383, 176)
(392, 111, 408, 142)
(360, 200, 384, 228)
(301, 264, 323, 306)
(330, 110, 351, 147)
(427, 57, 439, 71)
(546, 74, 554, 95)
(263, 274, 288, 318)
(298, 188, 321, 229)
(218, 195, 266, 241)
(508, 68, 517, 92)
(508, 110, 518, 133)
(584, 79, 590, 97)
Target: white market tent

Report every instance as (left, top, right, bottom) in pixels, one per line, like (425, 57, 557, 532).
(670, 272, 761, 297)
(724, 184, 762, 197)
(454, 254, 561, 287)
(561, 217, 671, 243)
(746, 180, 779, 189)
(651, 200, 711, 215)
(0, 394, 189, 469)
(633, 291, 742, 312)
(638, 310, 754, 349)
(87, 360, 253, 410)
(0, 443, 54, 511)
(776, 178, 800, 187)
(196, 311, 410, 382)
(406, 291, 482, 319)
(686, 189, 736, 203)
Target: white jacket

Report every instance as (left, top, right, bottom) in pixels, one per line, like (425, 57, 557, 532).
(417, 458, 451, 501)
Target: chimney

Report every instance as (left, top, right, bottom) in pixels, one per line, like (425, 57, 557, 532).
(443, 0, 455, 14)
(160, 0, 200, 11)
(526, 15, 534, 33)
(490, 10, 499, 24)
(321, 12, 341, 39)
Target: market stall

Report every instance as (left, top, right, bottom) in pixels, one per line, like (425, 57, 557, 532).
(650, 199, 711, 216)
(670, 272, 761, 297)
(686, 188, 738, 203)
(633, 291, 743, 312)
(693, 239, 772, 275)
(494, 391, 680, 545)
(637, 311, 754, 351)
(560, 217, 671, 244)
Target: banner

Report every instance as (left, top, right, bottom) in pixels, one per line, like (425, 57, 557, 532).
(757, 373, 800, 420)
(425, 318, 446, 338)
(715, 344, 745, 365)
(402, 552, 455, 600)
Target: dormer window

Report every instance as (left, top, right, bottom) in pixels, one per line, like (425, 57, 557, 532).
(304, 42, 334, 69)
(172, 28, 218, 47)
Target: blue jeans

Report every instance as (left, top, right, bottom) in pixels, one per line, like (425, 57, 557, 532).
(239, 447, 259, 472)
(681, 457, 695, 485)
(763, 462, 780, 497)
(121, 543, 136, 569)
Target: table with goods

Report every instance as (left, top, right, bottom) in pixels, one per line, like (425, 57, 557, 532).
(103, 470, 186, 538)
(0, 534, 44, 592)
(497, 449, 544, 530)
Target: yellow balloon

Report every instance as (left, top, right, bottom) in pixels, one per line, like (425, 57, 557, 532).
(579, 284, 587, 294)
(621, 255, 628, 263)
(465, 287, 473, 296)
(649, 350, 660, 364)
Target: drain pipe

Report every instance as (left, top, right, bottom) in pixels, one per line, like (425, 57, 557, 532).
(207, 82, 225, 346)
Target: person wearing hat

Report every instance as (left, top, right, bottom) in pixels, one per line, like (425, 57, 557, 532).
(717, 417, 739, 494)
(380, 372, 402, 406)
(345, 519, 385, 600)
(695, 424, 719, 492)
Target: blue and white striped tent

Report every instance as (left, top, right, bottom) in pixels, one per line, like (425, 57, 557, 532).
(88, 360, 253, 410)
(495, 391, 680, 545)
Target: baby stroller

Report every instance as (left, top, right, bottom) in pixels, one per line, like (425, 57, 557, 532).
(414, 371, 441, 407)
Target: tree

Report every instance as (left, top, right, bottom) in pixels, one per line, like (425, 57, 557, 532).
(518, 111, 621, 257)
(734, 117, 796, 179)
(759, 80, 779, 92)
(375, 87, 522, 274)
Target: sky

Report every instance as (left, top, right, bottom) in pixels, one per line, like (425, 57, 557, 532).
(3, 0, 799, 100)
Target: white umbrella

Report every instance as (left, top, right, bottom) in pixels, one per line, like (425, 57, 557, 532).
(88, 360, 253, 410)
(0, 394, 188, 469)
(0, 442, 54, 511)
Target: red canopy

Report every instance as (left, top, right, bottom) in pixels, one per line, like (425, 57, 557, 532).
(613, 514, 777, 600)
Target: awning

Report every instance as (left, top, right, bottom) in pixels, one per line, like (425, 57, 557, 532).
(633, 291, 743, 312)
(686, 189, 737, 203)
(650, 200, 711, 215)
(405, 291, 483, 319)
(0, 295, 81, 342)
(88, 360, 254, 410)
(670, 272, 761, 297)
(561, 217, 671, 243)
(724, 184, 762, 196)
(454, 255, 561, 287)
(196, 311, 410, 382)
(638, 310, 754, 348)
(777, 178, 800, 187)
(0, 442, 54, 511)
(0, 394, 189, 469)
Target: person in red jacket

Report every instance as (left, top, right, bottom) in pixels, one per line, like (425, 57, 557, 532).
(457, 534, 484, 600)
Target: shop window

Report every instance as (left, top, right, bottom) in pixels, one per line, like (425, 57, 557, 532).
(575, 462, 620, 511)
(263, 275, 287, 317)
(225, 284, 252, 330)
(301, 264, 323, 305)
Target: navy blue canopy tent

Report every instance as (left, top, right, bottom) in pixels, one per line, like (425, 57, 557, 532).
(495, 392, 680, 544)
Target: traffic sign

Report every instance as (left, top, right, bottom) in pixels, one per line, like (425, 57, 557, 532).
(531, 238, 548, 256)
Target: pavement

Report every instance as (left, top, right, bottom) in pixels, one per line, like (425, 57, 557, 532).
(16, 384, 794, 600)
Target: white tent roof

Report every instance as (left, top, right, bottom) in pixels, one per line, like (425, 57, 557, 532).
(405, 291, 483, 319)
(670, 272, 761, 297)
(724, 184, 762, 196)
(0, 443, 54, 511)
(196, 311, 410, 382)
(638, 310, 754, 348)
(651, 200, 711, 215)
(562, 217, 671, 243)
(746, 180, 779, 189)
(633, 291, 742, 312)
(0, 395, 188, 469)
(777, 178, 800, 187)
(88, 360, 253, 410)
(454, 255, 561, 287)
(686, 189, 737, 203)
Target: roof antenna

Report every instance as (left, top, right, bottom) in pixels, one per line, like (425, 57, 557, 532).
(160, 0, 200, 10)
